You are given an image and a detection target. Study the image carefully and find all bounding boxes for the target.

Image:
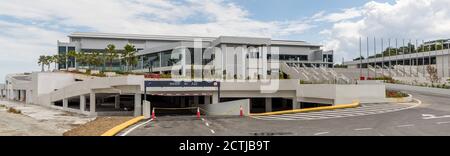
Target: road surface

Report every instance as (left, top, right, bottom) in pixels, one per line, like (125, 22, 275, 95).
(123, 91, 450, 136)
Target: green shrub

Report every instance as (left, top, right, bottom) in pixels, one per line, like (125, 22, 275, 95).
(300, 80, 313, 84)
(386, 90, 408, 98)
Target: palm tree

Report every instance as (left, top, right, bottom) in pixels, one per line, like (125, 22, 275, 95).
(58, 53, 67, 70)
(45, 55, 53, 71)
(67, 50, 78, 69)
(122, 44, 137, 71)
(90, 52, 102, 70)
(77, 51, 88, 69)
(38, 55, 46, 72)
(52, 55, 60, 70)
(105, 44, 118, 71)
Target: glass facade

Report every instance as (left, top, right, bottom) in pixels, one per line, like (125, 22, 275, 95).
(58, 46, 67, 69)
(270, 54, 308, 61)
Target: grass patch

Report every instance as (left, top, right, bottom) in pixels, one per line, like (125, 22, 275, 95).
(63, 117, 133, 136)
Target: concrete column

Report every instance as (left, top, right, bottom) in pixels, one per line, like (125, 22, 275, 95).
(143, 101, 151, 119)
(80, 95, 86, 112)
(212, 93, 219, 104)
(265, 98, 272, 112)
(134, 94, 142, 116)
(63, 98, 68, 109)
(115, 95, 120, 109)
(292, 98, 301, 110)
(90, 92, 96, 114)
(204, 96, 211, 105)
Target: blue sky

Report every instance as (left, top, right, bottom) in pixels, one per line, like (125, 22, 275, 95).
(0, 0, 449, 82)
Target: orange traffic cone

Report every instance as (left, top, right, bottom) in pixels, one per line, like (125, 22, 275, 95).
(151, 108, 156, 120)
(197, 107, 201, 119)
(240, 106, 244, 117)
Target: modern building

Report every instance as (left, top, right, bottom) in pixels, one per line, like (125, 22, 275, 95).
(2, 33, 392, 117)
(344, 45, 450, 79)
(58, 32, 334, 77)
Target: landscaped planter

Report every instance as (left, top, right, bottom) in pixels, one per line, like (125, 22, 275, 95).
(105, 72, 116, 77)
(90, 70, 100, 75)
(386, 94, 413, 103)
(68, 68, 76, 71)
(78, 69, 87, 73)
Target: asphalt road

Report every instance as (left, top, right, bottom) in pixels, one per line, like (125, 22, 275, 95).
(123, 91, 450, 136)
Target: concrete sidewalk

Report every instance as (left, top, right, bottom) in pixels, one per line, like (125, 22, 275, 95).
(0, 99, 95, 135)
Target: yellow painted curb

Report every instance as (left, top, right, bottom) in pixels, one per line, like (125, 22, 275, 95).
(250, 101, 360, 116)
(101, 116, 145, 136)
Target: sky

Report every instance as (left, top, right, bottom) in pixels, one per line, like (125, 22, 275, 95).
(0, 0, 449, 82)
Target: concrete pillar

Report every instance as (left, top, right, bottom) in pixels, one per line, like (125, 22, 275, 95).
(204, 96, 211, 105)
(90, 92, 96, 114)
(292, 98, 301, 110)
(80, 95, 86, 112)
(212, 93, 219, 104)
(115, 95, 120, 109)
(265, 98, 272, 112)
(134, 94, 142, 116)
(63, 98, 68, 109)
(143, 101, 151, 119)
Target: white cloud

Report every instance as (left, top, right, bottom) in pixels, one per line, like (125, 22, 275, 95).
(319, 0, 450, 63)
(0, 0, 314, 81)
(314, 8, 362, 23)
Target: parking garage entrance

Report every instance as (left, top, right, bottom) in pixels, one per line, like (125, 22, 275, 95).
(143, 81, 220, 116)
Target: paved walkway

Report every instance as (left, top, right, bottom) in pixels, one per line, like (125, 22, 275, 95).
(0, 99, 95, 136)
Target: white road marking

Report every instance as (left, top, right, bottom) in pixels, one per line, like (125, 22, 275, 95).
(201, 118, 205, 121)
(396, 124, 415, 128)
(314, 132, 329, 136)
(437, 121, 450, 125)
(251, 99, 421, 121)
(205, 122, 210, 127)
(423, 114, 450, 120)
(354, 128, 373, 131)
(210, 129, 215, 134)
(119, 119, 153, 136)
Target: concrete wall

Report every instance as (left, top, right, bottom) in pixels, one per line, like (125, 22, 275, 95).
(31, 72, 76, 105)
(298, 84, 387, 105)
(200, 99, 250, 116)
(386, 83, 450, 97)
(436, 54, 450, 78)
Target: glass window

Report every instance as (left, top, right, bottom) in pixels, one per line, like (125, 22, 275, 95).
(68, 47, 75, 52)
(58, 46, 66, 54)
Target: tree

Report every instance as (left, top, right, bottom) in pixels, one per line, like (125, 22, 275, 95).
(38, 55, 46, 72)
(67, 50, 78, 69)
(52, 54, 62, 70)
(122, 44, 137, 72)
(77, 51, 88, 69)
(86, 52, 102, 70)
(426, 65, 439, 84)
(105, 44, 118, 71)
(45, 55, 53, 71)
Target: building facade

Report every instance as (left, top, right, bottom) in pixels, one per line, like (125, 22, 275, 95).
(58, 33, 334, 79)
